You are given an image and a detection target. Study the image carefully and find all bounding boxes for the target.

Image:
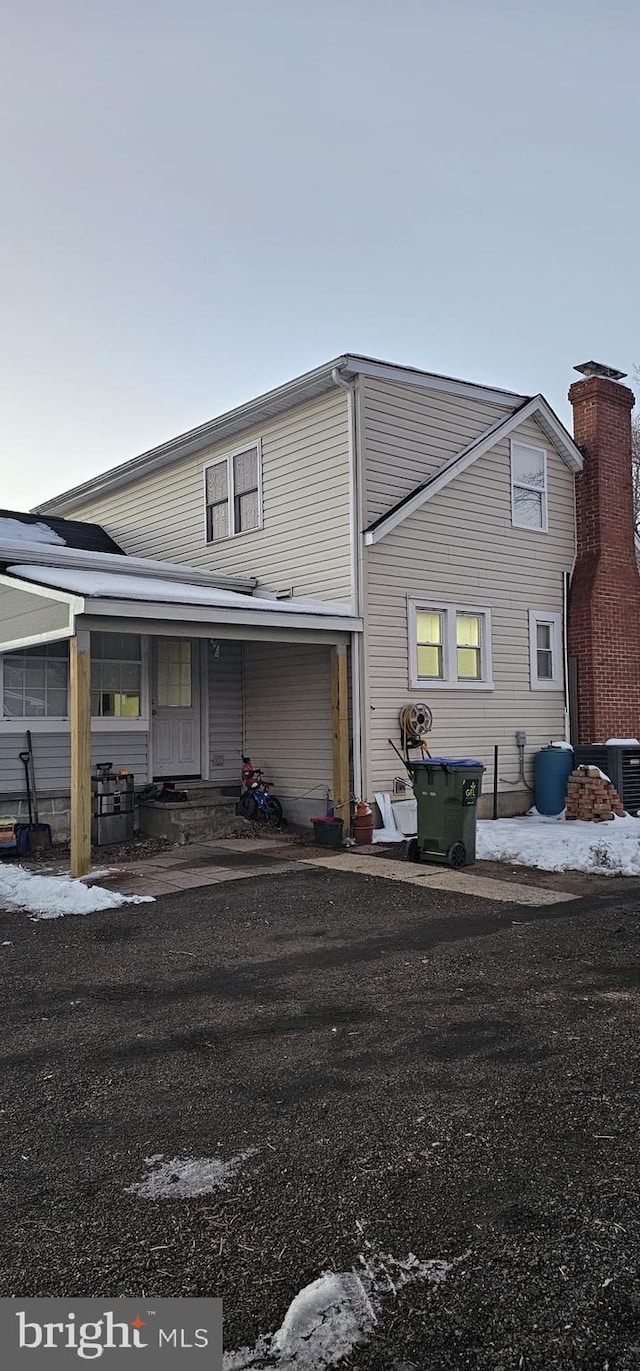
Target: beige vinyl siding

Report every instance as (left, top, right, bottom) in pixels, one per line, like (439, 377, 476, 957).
(0, 731, 148, 795)
(208, 640, 243, 786)
(361, 376, 512, 525)
(0, 583, 72, 649)
(363, 414, 576, 802)
(64, 391, 352, 603)
(243, 641, 332, 822)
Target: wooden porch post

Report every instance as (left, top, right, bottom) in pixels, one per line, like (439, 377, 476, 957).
(70, 630, 92, 877)
(331, 644, 350, 835)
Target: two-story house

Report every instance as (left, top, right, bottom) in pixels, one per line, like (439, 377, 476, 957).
(1, 353, 634, 873)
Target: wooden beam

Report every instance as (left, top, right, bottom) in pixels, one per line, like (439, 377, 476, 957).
(70, 630, 92, 877)
(331, 644, 351, 835)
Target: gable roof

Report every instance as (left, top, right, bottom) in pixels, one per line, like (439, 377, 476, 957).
(35, 354, 526, 516)
(364, 395, 584, 545)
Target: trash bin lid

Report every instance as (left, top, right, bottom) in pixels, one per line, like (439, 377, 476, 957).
(411, 757, 485, 768)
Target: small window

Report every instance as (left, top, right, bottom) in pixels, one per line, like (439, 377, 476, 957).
(205, 443, 262, 542)
(1, 641, 68, 718)
(409, 601, 493, 689)
(511, 441, 547, 531)
(528, 611, 562, 690)
(91, 632, 143, 718)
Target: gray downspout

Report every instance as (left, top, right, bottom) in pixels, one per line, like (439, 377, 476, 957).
(331, 366, 363, 801)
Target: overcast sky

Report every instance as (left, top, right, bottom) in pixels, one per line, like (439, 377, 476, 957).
(2, 0, 639, 511)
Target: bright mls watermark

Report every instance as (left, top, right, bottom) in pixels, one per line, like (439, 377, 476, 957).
(1, 1299, 222, 1365)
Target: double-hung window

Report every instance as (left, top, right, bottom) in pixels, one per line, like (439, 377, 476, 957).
(91, 633, 143, 718)
(205, 443, 262, 542)
(511, 441, 548, 531)
(1, 641, 69, 719)
(409, 601, 493, 689)
(528, 611, 562, 690)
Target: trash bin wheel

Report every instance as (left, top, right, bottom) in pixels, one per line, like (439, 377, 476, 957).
(447, 841, 466, 869)
(406, 838, 421, 863)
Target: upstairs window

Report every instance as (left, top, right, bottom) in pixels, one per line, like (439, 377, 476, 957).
(205, 443, 262, 542)
(511, 441, 548, 531)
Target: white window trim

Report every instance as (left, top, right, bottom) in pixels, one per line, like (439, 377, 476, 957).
(528, 610, 563, 691)
(408, 599, 494, 691)
(0, 636, 150, 732)
(510, 440, 548, 533)
(203, 439, 263, 544)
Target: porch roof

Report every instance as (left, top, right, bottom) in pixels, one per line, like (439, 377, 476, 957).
(0, 564, 361, 652)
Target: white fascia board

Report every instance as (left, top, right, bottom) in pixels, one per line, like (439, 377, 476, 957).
(80, 597, 363, 635)
(341, 355, 526, 408)
(364, 396, 583, 545)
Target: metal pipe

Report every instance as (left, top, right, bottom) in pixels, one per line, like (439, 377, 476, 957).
(331, 367, 363, 800)
(493, 745, 499, 819)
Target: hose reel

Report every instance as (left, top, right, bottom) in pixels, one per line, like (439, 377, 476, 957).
(399, 703, 433, 761)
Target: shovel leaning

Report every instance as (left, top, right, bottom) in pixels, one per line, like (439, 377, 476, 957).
(17, 730, 53, 854)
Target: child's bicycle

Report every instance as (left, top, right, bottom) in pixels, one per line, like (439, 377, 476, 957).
(238, 762, 284, 824)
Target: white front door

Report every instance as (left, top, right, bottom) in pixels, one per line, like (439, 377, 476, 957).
(152, 638, 201, 778)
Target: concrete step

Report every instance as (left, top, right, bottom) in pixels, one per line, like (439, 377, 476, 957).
(170, 782, 239, 804)
(139, 795, 241, 843)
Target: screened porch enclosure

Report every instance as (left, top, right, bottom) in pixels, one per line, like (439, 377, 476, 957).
(0, 623, 352, 873)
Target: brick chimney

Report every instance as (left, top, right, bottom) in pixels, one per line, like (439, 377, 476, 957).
(568, 361, 640, 742)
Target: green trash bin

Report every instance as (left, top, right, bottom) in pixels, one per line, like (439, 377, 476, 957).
(406, 757, 485, 868)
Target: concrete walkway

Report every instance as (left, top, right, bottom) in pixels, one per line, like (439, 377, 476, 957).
(302, 849, 576, 905)
(91, 837, 575, 905)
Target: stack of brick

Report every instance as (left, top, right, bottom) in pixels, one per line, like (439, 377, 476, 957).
(565, 766, 626, 822)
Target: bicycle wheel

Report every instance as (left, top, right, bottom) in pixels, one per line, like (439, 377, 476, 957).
(239, 791, 258, 820)
(266, 795, 283, 824)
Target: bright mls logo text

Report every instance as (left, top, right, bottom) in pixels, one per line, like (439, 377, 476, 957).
(16, 1309, 210, 1360)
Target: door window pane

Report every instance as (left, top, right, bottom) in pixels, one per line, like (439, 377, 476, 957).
(156, 641, 192, 707)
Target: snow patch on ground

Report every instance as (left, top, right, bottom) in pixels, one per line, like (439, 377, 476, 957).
(224, 1243, 462, 1369)
(477, 813, 640, 876)
(0, 864, 153, 918)
(126, 1149, 258, 1198)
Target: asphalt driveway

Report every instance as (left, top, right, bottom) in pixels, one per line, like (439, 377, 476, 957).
(0, 863, 639, 1369)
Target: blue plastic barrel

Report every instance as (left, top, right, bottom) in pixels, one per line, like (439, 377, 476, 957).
(534, 746, 574, 815)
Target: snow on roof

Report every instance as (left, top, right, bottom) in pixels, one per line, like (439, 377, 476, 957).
(8, 564, 354, 619)
(0, 517, 65, 545)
